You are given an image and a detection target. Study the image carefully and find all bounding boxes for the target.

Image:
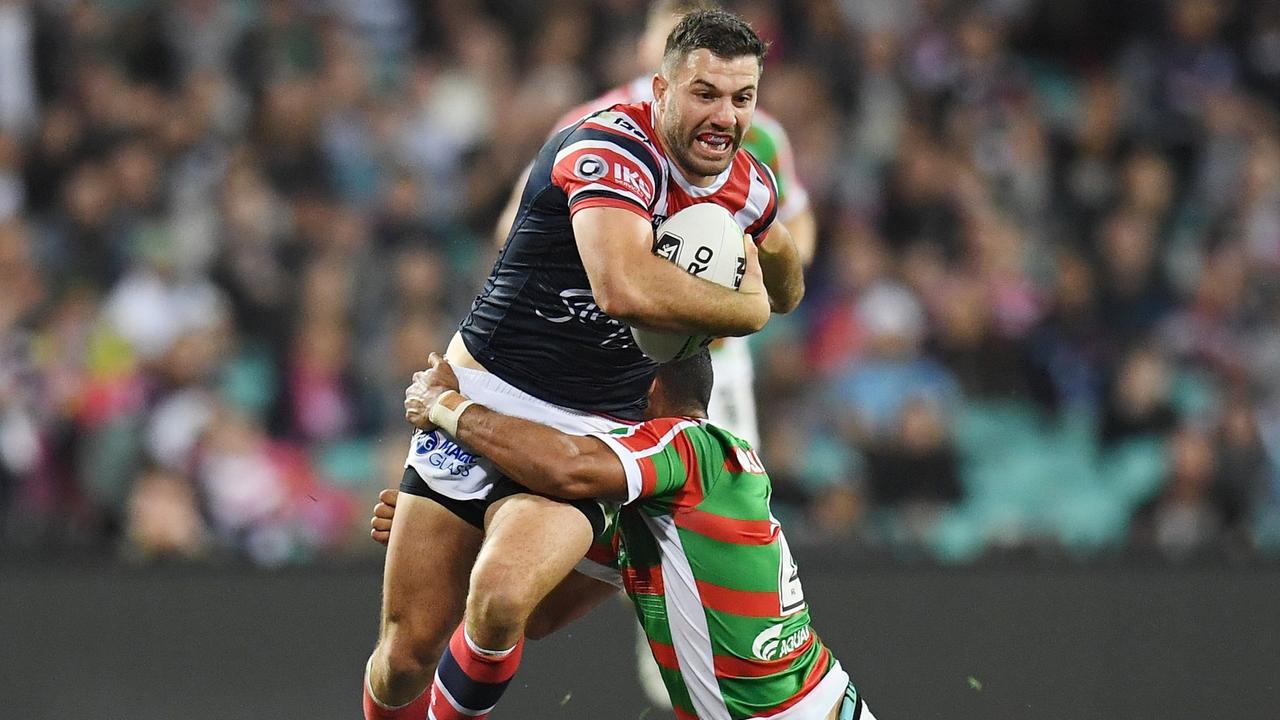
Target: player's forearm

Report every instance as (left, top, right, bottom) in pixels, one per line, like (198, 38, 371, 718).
(781, 207, 817, 267)
(601, 259, 770, 336)
(451, 403, 622, 500)
(575, 207, 770, 337)
(758, 223, 805, 314)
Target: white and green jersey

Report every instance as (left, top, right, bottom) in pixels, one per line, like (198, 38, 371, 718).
(591, 418, 850, 720)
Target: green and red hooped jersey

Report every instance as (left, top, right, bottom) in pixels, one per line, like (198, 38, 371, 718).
(590, 418, 849, 720)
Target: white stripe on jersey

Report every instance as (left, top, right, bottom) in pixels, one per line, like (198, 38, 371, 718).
(555, 140, 657, 189)
(653, 163, 671, 218)
(568, 181, 649, 209)
(735, 163, 773, 231)
(631, 420, 701, 460)
(593, 432, 645, 503)
(644, 513, 734, 720)
(591, 419, 701, 503)
(666, 155, 733, 197)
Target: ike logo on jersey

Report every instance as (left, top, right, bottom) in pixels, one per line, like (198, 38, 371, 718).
(572, 157, 652, 206)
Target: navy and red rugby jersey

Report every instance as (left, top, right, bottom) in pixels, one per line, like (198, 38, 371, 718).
(458, 101, 779, 420)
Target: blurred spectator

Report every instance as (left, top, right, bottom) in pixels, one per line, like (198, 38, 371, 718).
(863, 398, 961, 510)
(4, 0, 1280, 563)
(1100, 345, 1180, 446)
(827, 281, 959, 441)
(929, 273, 1047, 403)
(125, 466, 208, 560)
(0, 0, 38, 137)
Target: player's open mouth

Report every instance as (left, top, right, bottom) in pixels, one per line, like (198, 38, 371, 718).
(695, 132, 733, 156)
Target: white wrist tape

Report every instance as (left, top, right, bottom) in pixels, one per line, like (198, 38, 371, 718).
(428, 390, 475, 437)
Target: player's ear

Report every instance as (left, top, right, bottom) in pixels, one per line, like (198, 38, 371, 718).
(652, 73, 668, 108)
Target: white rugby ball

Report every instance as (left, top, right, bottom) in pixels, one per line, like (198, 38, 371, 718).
(632, 203, 748, 363)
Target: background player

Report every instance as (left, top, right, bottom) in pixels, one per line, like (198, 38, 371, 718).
(375, 350, 877, 720)
(364, 11, 805, 720)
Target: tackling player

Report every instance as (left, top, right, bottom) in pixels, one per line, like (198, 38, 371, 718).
(363, 10, 806, 720)
(374, 350, 877, 720)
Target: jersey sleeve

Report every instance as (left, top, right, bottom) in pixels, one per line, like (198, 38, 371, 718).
(590, 418, 702, 504)
(550, 110, 662, 221)
(742, 151, 780, 243)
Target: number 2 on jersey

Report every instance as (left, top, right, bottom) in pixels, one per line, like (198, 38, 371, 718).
(776, 525, 806, 615)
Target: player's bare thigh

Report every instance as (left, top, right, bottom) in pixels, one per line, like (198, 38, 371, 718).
(465, 493, 596, 645)
(373, 492, 484, 697)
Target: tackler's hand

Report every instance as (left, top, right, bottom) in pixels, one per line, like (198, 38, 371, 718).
(404, 352, 463, 429)
(370, 488, 399, 546)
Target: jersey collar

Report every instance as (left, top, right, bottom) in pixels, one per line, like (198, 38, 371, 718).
(646, 93, 735, 197)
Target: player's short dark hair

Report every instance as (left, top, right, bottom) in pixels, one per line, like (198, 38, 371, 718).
(662, 9, 767, 73)
(654, 349, 714, 414)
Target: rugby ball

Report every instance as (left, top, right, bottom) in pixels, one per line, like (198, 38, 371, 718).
(632, 203, 748, 362)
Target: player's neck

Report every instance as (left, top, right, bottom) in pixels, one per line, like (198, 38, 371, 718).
(674, 164, 718, 187)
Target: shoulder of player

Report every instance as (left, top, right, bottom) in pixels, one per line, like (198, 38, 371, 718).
(614, 416, 707, 454)
(556, 108, 663, 174)
(550, 86, 635, 134)
(577, 106, 658, 147)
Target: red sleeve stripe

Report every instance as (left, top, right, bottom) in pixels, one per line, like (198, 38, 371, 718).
(555, 138, 656, 188)
(694, 579, 781, 617)
(712, 633, 816, 679)
(638, 456, 659, 498)
(669, 430, 704, 508)
(616, 419, 696, 455)
(613, 419, 701, 500)
(568, 181, 648, 209)
(675, 508, 779, 546)
(567, 194, 651, 219)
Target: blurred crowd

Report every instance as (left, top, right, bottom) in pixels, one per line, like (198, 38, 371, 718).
(2, 0, 1279, 565)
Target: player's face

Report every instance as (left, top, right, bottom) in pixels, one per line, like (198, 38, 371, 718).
(655, 49, 759, 182)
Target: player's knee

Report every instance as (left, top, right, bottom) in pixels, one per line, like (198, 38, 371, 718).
(467, 574, 537, 634)
(378, 620, 448, 683)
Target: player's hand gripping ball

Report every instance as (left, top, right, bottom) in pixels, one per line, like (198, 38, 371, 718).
(631, 203, 753, 362)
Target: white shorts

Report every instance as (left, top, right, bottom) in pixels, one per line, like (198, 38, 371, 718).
(402, 366, 631, 501)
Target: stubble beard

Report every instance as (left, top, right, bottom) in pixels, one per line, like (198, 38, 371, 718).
(660, 114, 739, 181)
